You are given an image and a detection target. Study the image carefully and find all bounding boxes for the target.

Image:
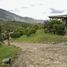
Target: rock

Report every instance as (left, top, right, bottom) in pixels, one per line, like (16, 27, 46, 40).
(2, 58, 11, 64)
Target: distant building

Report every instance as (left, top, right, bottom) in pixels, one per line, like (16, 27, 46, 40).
(49, 15, 67, 35)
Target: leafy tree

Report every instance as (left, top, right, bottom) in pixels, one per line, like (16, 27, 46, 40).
(46, 20, 65, 35)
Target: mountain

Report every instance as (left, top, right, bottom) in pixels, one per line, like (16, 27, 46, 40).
(0, 9, 44, 23)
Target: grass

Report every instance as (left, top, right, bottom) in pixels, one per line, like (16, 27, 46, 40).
(15, 29, 67, 44)
(0, 44, 20, 64)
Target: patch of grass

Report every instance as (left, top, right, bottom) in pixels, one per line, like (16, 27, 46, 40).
(0, 44, 20, 64)
(15, 29, 67, 44)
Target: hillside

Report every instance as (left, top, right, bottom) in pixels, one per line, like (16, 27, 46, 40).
(0, 9, 44, 23)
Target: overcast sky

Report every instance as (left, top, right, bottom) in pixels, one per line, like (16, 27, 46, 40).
(0, 0, 67, 20)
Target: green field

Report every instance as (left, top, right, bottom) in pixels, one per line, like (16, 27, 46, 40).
(16, 29, 67, 44)
(0, 44, 19, 64)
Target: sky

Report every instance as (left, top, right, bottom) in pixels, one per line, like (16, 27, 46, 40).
(0, 0, 67, 20)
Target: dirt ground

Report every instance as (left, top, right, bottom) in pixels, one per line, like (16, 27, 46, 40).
(12, 42, 67, 67)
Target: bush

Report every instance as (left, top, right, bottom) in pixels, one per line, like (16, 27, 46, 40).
(46, 20, 65, 35)
(11, 32, 21, 38)
(25, 27, 36, 36)
(44, 28, 49, 33)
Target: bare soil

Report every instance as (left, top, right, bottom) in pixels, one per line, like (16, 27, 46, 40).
(12, 42, 67, 67)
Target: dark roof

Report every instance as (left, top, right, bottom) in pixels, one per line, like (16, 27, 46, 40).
(49, 15, 67, 18)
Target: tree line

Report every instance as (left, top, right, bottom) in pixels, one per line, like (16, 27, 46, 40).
(0, 19, 65, 44)
(0, 20, 43, 43)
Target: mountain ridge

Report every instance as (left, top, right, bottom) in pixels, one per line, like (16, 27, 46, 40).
(0, 9, 44, 23)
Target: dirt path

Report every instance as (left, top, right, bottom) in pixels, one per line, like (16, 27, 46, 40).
(12, 42, 67, 67)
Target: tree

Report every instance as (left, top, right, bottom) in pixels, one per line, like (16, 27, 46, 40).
(0, 26, 5, 45)
(46, 20, 65, 35)
(5, 29, 11, 46)
(0, 26, 2, 43)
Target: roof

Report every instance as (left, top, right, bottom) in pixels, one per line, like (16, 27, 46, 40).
(49, 15, 67, 18)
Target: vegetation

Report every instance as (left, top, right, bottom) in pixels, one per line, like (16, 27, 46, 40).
(0, 20, 21, 65)
(0, 19, 67, 44)
(44, 20, 65, 35)
(0, 20, 42, 39)
(0, 44, 20, 64)
(0, 26, 4, 43)
(15, 29, 67, 44)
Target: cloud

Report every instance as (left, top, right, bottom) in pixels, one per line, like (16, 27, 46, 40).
(37, 3, 44, 6)
(42, 11, 46, 14)
(29, 3, 44, 8)
(30, 4, 35, 7)
(10, 8, 20, 12)
(50, 8, 65, 14)
(21, 6, 28, 9)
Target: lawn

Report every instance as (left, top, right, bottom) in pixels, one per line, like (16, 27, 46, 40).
(0, 44, 20, 64)
(16, 29, 67, 44)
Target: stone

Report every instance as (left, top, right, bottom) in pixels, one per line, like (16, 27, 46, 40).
(2, 58, 11, 64)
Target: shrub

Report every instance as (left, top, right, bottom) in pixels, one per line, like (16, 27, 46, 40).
(25, 27, 36, 36)
(11, 32, 21, 38)
(46, 20, 65, 35)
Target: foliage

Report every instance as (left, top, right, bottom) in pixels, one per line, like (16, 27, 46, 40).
(0, 45, 19, 64)
(11, 32, 21, 38)
(45, 20, 65, 35)
(0, 26, 4, 42)
(15, 29, 67, 44)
